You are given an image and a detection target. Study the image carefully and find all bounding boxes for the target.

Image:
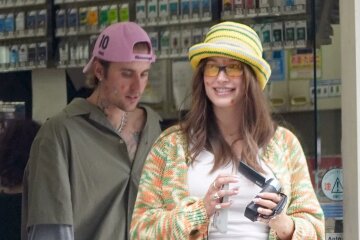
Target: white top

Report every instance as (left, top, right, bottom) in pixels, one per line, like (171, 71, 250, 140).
(187, 149, 275, 240)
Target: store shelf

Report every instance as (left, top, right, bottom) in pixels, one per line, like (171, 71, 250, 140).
(0, 61, 47, 72)
(54, 0, 127, 7)
(0, 30, 46, 41)
(0, 0, 46, 11)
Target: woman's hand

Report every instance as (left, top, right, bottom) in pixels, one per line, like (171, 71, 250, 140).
(203, 174, 239, 217)
(254, 192, 295, 240)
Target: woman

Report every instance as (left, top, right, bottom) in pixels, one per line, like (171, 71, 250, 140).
(130, 21, 324, 239)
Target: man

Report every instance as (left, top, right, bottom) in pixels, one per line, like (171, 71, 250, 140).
(22, 22, 162, 240)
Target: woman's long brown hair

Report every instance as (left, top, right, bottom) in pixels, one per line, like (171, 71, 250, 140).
(180, 59, 276, 172)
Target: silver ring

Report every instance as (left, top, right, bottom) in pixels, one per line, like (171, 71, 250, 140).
(212, 192, 220, 200)
(215, 204, 222, 210)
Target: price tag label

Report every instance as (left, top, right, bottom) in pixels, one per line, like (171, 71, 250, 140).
(271, 7, 280, 14)
(235, 8, 243, 15)
(296, 4, 305, 11)
(248, 9, 256, 16)
(284, 6, 292, 13)
(260, 8, 268, 14)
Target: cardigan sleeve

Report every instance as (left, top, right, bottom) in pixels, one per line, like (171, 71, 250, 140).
(283, 129, 325, 240)
(130, 131, 210, 240)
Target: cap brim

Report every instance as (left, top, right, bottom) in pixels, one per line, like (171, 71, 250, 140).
(188, 43, 271, 89)
(83, 56, 95, 74)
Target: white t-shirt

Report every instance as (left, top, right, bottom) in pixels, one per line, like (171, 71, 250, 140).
(187, 149, 275, 240)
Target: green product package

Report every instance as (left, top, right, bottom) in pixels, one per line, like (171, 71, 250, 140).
(99, 6, 109, 27)
(108, 6, 118, 24)
(119, 4, 129, 22)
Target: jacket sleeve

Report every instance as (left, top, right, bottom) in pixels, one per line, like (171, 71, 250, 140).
(284, 130, 325, 240)
(130, 133, 209, 240)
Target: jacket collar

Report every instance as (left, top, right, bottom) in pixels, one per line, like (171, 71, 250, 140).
(65, 98, 162, 143)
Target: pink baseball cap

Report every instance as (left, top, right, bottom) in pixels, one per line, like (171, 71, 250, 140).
(83, 22, 156, 73)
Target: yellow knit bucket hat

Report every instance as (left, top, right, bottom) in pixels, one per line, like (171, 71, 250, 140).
(188, 21, 271, 89)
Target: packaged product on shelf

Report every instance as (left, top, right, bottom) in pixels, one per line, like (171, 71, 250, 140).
(27, 43, 36, 66)
(26, 10, 37, 35)
(147, 0, 158, 26)
(272, 21, 283, 49)
(9, 45, 19, 65)
(142, 60, 166, 104)
(0, 46, 9, 67)
(223, 0, 233, 12)
(99, 5, 110, 29)
(158, 0, 169, 24)
(19, 44, 28, 65)
(56, 9, 66, 36)
(83, 41, 89, 63)
(180, 28, 191, 56)
(87, 6, 98, 32)
(76, 41, 89, 65)
(295, 20, 307, 47)
(89, 34, 97, 50)
(148, 31, 159, 54)
(245, 0, 256, 16)
(79, 7, 87, 33)
(36, 9, 47, 36)
(37, 42, 47, 65)
(170, 30, 180, 57)
(160, 30, 170, 58)
(5, 13, 15, 35)
(261, 23, 272, 50)
(58, 40, 69, 66)
(258, 0, 270, 16)
(252, 24, 261, 39)
(263, 50, 285, 81)
(191, 27, 202, 44)
(270, 0, 282, 15)
(294, 0, 306, 12)
(180, 0, 190, 22)
(284, 20, 296, 48)
(5, 0, 12, 7)
(67, 8, 78, 34)
(119, 3, 129, 22)
(201, 0, 211, 21)
(76, 41, 84, 63)
(136, 0, 146, 26)
(0, 14, 5, 36)
(234, 0, 245, 17)
(107, 5, 118, 25)
(69, 41, 77, 66)
(284, 0, 294, 12)
(169, 0, 179, 23)
(190, 0, 200, 20)
(15, 12, 25, 36)
(202, 26, 210, 39)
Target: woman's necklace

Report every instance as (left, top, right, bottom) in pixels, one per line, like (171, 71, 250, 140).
(117, 112, 128, 134)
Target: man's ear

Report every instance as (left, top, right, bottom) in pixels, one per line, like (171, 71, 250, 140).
(93, 59, 105, 81)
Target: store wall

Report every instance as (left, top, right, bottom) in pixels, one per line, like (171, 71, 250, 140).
(32, 69, 67, 123)
(341, 0, 360, 237)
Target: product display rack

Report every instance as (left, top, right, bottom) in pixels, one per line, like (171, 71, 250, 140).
(0, 0, 339, 116)
(0, 0, 54, 72)
(54, 0, 133, 68)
